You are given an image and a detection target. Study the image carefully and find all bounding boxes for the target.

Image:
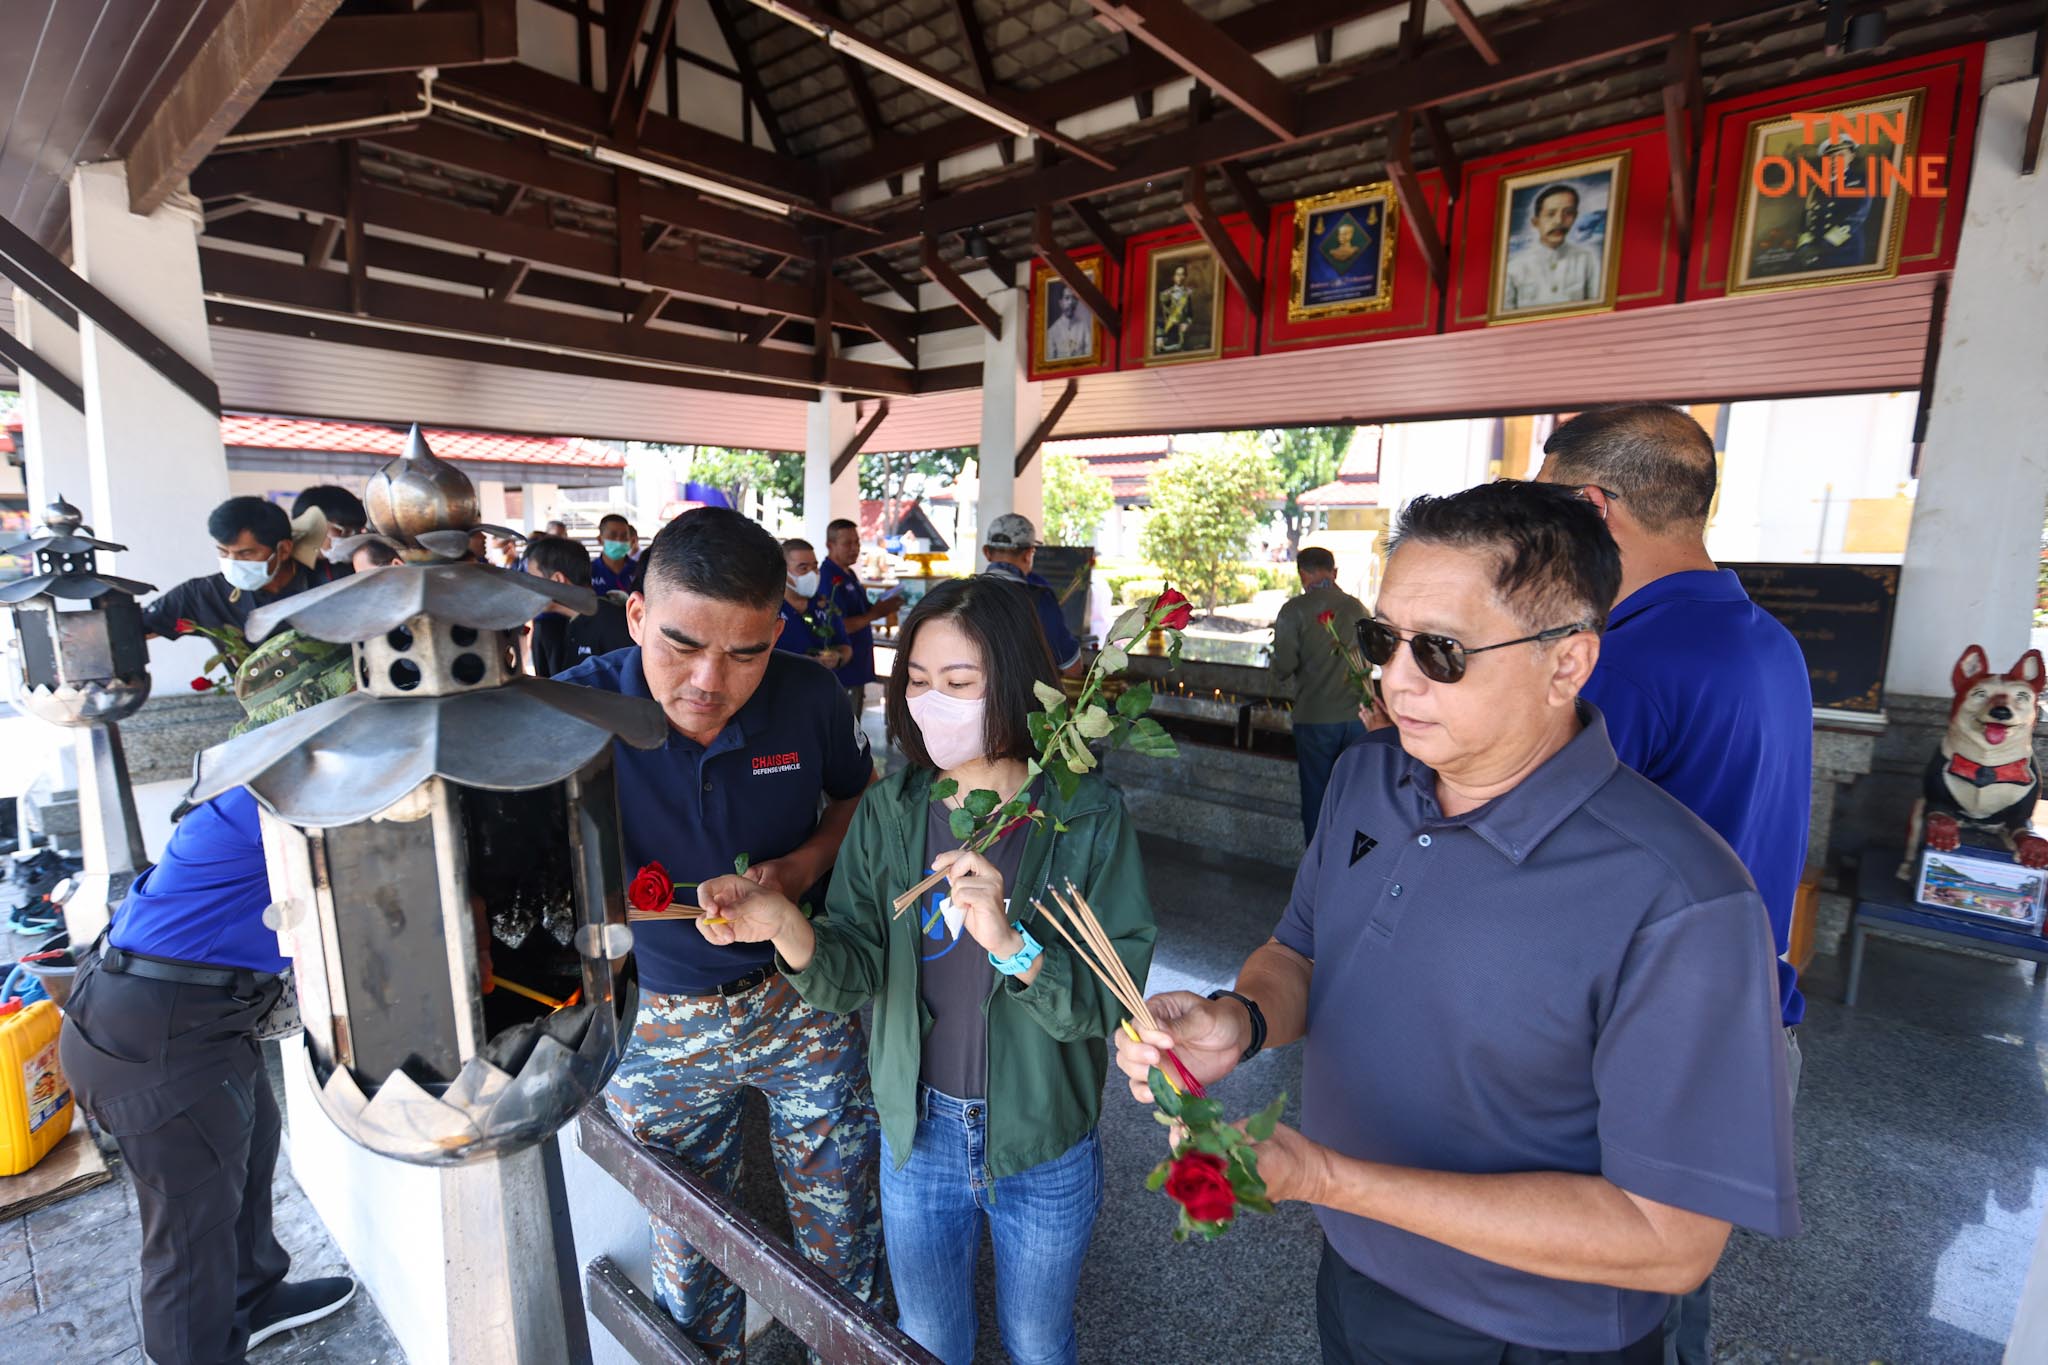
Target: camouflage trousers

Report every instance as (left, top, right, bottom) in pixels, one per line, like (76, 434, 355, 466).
(606, 974, 881, 1363)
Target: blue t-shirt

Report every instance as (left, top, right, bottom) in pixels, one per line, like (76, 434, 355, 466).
(982, 563, 1081, 669)
(1275, 715, 1798, 1350)
(1581, 569, 1812, 1026)
(554, 645, 872, 994)
(776, 596, 850, 659)
(820, 558, 878, 687)
(108, 787, 287, 974)
(591, 553, 641, 596)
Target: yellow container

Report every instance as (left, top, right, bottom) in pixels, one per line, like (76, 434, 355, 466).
(0, 999, 75, 1175)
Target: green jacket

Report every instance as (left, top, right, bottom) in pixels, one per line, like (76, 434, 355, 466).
(1272, 581, 1370, 724)
(785, 765, 1156, 1180)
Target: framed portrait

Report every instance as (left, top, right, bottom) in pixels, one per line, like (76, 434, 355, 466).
(1488, 153, 1628, 324)
(1032, 257, 1108, 372)
(1142, 242, 1223, 366)
(1288, 183, 1398, 322)
(1729, 91, 1918, 294)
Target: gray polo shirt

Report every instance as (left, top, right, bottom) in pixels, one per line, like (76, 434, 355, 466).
(1273, 707, 1798, 1351)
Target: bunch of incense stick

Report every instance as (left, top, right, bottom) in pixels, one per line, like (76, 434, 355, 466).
(1033, 881, 1207, 1099)
(628, 907, 726, 924)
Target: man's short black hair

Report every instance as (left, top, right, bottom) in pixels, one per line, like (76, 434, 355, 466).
(781, 537, 814, 556)
(208, 496, 291, 549)
(1542, 404, 1718, 534)
(523, 535, 593, 587)
(291, 484, 367, 531)
(886, 576, 1058, 770)
(598, 513, 633, 535)
(643, 507, 784, 608)
(1297, 546, 1336, 573)
(355, 539, 403, 568)
(825, 518, 858, 538)
(1391, 481, 1620, 631)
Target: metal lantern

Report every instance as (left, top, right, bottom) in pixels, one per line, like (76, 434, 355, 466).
(190, 436, 665, 1166)
(0, 496, 157, 940)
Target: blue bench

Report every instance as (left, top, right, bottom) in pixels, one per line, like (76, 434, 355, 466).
(1847, 847, 2048, 1006)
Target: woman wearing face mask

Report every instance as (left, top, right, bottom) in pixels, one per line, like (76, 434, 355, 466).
(697, 576, 1155, 1365)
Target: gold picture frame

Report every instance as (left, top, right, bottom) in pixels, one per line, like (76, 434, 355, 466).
(1142, 242, 1224, 366)
(1488, 152, 1629, 325)
(1032, 256, 1108, 373)
(1288, 183, 1399, 322)
(1729, 91, 1919, 295)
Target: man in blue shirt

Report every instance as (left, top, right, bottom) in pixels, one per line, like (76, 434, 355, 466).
(978, 513, 1083, 676)
(590, 512, 642, 595)
(555, 507, 880, 1357)
(1537, 404, 1813, 1364)
(821, 518, 902, 717)
(60, 633, 360, 1365)
(1118, 482, 1798, 1364)
(776, 537, 852, 669)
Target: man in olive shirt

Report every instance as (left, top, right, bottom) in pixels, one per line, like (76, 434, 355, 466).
(1271, 546, 1370, 842)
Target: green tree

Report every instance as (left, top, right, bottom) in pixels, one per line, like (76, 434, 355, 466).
(861, 446, 974, 542)
(1041, 451, 1114, 547)
(683, 446, 805, 516)
(1256, 426, 1355, 557)
(1140, 435, 1278, 612)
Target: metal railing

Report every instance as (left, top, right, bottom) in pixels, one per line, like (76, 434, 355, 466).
(577, 1105, 940, 1365)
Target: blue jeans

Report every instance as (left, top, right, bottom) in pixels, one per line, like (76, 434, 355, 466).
(1295, 720, 1366, 844)
(878, 1088, 1105, 1365)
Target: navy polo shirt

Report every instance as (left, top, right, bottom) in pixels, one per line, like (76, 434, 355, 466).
(591, 553, 641, 596)
(776, 597, 849, 658)
(109, 787, 286, 974)
(982, 562, 1081, 669)
(1581, 569, 1813, 1026)
(554, 646, 871, 994)
(1274, 712, 1798, 1351)
(820, 558, 878, 687)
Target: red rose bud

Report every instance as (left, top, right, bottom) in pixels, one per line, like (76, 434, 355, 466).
(1163, 1151, 1237, 1224)
(175, 618, 196, 633)
(1153, 587, 1194, 632)
(1317, 610, 1335, 626)
(190, 677, 213, 691)
(627, 861, 675, 914)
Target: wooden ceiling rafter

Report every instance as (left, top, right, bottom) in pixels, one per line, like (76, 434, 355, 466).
(281, 0, 517, 79)
(1085, 0, 1296, 139)
(705, 0, 799, 157)
(1181, 165, 1261, 306)
(1435, 0, 1502, 66)
(1385, 110, 1445, 289)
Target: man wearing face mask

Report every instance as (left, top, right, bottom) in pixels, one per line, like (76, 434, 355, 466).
(776, 538, 852, 669)
(139, 497, 321, 639)
(555, 508, 881, 1360)
(591, 513, 642, 595)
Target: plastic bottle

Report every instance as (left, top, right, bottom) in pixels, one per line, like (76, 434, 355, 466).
(0, 998, 75, 1175)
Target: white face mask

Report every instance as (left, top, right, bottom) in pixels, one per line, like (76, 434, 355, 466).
(907, 688, 987, 772)
(219, 555, 276, 592)
(790, 570, 820, 598)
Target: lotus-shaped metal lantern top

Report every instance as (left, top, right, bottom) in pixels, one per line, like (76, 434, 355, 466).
(0, 494, 155, 605)
(365, 424, 483, 550)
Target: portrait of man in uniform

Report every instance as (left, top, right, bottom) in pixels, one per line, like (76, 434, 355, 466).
(1143, 243, 1222, 365)
(1489, 154, 1626, 324)
(1732, 93, 1915, 294)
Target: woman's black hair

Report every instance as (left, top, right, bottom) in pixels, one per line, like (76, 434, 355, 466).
(885, 576, 1058, 770)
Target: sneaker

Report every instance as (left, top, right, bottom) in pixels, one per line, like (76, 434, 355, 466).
(247, 1277, 358, 1350)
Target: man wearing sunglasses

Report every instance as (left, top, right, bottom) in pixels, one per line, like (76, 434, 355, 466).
(1536, 403, 1812, 1365)
(1117, 480, 1797, 1364)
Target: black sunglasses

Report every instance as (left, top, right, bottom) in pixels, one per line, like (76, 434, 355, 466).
(1356, 618, 1590, 685)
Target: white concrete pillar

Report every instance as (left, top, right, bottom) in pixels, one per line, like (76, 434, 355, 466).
(11, 290, 91, 519)
(1885, 76, 2048, 697)
(803, 393, 859, 547)
(523, 482, 560, 534)
(477, 479, 511, 527)
(973, 288, 1043, 551)
(69, 161, 231, 673)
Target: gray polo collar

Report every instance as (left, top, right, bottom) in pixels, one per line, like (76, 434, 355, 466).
(1397, 703, 1619, 865)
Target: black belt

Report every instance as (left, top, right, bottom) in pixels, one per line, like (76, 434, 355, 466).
(97, 944, 269, 991)
(692, 964, 778, 999)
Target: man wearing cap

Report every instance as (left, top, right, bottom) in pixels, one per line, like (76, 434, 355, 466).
(61, 632, 361, 1365)
(556, 507, 880, 1360)
(980, 512, 1084, 677)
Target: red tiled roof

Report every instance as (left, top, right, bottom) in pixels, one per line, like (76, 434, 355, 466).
(221, 414, 625, 469)
(1297, 431, 1382, 508)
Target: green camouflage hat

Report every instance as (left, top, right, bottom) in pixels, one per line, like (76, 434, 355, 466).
(230, 629, 356, 735)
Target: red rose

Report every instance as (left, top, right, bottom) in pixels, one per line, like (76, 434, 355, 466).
(190, 677, 213, 691)
(1163, 1150, 1237, 1224)
(1153, 587, 1194, 632)
(628, 861, 674, 914)
(175, 618, 196, 634)
(1316, 609, 1335, 626)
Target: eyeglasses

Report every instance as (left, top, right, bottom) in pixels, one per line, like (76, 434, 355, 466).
(1356, 618, 1591, 685)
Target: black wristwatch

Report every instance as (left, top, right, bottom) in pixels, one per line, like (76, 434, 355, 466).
(1208, 988, 1267, 1062)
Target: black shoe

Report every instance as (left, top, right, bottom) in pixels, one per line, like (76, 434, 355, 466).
(247, 1277, 358, 1350)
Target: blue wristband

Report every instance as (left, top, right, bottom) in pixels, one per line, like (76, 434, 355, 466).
(988, 923, 1044, 977)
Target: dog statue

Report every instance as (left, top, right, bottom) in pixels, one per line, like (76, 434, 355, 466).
(1899, 645, 2048, 877)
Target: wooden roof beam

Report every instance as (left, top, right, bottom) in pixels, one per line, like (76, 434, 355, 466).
(1182, 167, 1260, 306)
(628, 0, 685, 138)
(921, 235, 1001, 338)
(127, 0, 349, 216)
(604, 0, 656, 132)
(1068, 199, 1125, 262)
(282, 0, 517, 79)
(950, 0, 1000, 91)
(1385, 112, 1446, 289)
(1437, 0, 1502, 66)
(1086, 0, 1296, 139)
(1015, 379, 1078, 478)
(818, 0, 890, 147)
(831, 401, 892, 480)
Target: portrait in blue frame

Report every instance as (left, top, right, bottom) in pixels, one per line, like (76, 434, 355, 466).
(1288, 183, 1398, 322)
